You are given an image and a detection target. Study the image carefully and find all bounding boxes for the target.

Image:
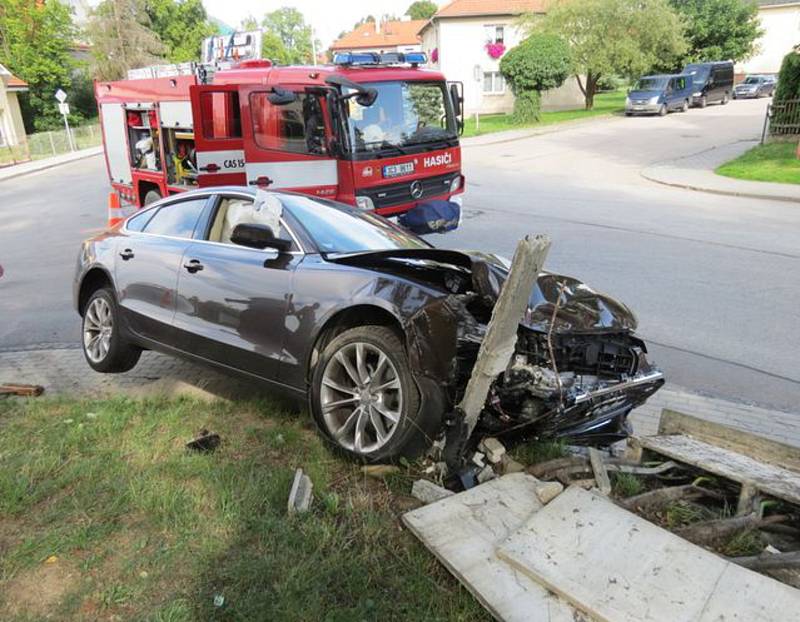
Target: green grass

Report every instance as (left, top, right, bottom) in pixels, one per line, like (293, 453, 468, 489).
(611, 473, 646, 498)
(0, 397, 486, 621)
(509, 439, 568, 465)
(462, 90, 627, 138)
(716, 142, 800, 185)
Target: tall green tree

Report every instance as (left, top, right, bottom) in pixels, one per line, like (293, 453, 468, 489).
(529, 0, 688, 109)
(0, 0, 77, 131)
(261, 7, 318, 65)
(146, 0, 215, 63)
(406, 1, 438, 20)
(87, 0, 164, 80)
(669, 0, 762, 63)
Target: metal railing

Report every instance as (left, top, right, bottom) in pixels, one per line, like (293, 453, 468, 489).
(763, 99, 800, 143)
(0, 123, 101, 166)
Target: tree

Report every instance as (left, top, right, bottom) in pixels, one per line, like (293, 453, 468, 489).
(261, 7, 318, 65)
(87, 0, 164, 81)
(530, 0, 688, 109)
(0, 0, 77, 131)
(669, 0, 762, 63)
(774, 47, 800, 102)
(406, 1, 438, 20)
(146, 0, 215, 63)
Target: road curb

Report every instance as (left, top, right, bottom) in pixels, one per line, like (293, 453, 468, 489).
(0, 146, 103, 183)
(461, 112, 624, 147)
(641, 141, 800, 204)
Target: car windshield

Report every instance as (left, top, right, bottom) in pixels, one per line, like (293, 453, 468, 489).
(684, 65, 710, 85)
(743, 77, 761, 84)
(280, 193, 431, 254)
(634, 77, 667, 91)
(343, 80, 457, 155)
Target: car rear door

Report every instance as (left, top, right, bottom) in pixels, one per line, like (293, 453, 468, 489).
(114, 195, 210, 344)
(172, 193, 303, 380)
(239, 85, 339, 196)
(189, 84, 247, 187)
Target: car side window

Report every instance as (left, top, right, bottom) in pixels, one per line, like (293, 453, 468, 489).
(141, 197, 207, 239)
(126, 208, 155, 232)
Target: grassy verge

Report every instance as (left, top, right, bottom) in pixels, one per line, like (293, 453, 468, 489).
(0, 396, 485, 621)
(462, 90, 626, 138)
(716, 142, 800, 185)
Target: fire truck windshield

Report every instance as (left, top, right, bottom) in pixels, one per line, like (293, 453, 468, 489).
(343, 81, 457, 156)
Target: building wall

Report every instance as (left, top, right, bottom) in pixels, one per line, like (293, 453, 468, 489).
(736, 4, 800, 75)
(0, 85, 27, 147)
(422, 15, 583, 114)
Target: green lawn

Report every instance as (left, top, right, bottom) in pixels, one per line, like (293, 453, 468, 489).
(462, 90, 626, 138)
(0, 396, 487, 621)
(716, 142, 800, 185)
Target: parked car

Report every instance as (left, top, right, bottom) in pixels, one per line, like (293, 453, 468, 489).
(683, 61, 734, 107)
(74, 188, 664, 461)
(733, 75, 776, 99)
(625, 74, 693, 116)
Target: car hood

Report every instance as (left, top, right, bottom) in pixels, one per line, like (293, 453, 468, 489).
(326, 248, 638, 333)
(628, 89, 660, 100)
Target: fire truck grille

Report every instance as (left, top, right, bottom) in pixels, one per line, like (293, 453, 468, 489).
(361, 173, 458, 209)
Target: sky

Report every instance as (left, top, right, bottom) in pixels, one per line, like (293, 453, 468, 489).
(201, 0, 433, 49)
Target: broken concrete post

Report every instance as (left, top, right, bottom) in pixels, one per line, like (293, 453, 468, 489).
(288, 468, 313, 515)
(412, 479, 455, 504)
(458, 235, 551, 437)
(589, 447, 612, 495)
(479, 437, 506, 464)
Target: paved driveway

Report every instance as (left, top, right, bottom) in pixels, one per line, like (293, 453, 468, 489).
(1, 97, 797, 414)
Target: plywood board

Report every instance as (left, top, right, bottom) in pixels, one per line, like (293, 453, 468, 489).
(497, 486, 800, 622)
(640, 434, 800, 506)
(402, 473, 589, 622)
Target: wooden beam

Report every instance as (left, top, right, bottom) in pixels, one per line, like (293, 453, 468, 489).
(458, 235, 551, 435)
(589, 448, 612, 495)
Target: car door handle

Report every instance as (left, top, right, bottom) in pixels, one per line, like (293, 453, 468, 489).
(119, 249, 134, 261)
(183, 259, 204, 274)
(248, 176, 274, 187)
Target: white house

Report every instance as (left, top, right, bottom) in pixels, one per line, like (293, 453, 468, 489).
(737, 0, 800, 76)
(0, 64, 28, 150)
(418, 0, 584, 114)
(330, 18, 426, 56)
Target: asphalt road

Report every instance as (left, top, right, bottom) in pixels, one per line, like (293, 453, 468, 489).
(1, 98, 798, 413)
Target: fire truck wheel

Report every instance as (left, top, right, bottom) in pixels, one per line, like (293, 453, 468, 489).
(309, 326, 430, 463)
(81, 288, 141, 373)
(143, 190, 162, 206)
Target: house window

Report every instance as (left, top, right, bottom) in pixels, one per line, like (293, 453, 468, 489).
(483, 72, 505, 94)
(484, 25, 505, 44)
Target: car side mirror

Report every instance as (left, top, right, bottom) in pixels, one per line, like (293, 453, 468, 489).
(355, 88, 378, 107)
(230, 223, 292, 252)
(268, 87, 297, 106)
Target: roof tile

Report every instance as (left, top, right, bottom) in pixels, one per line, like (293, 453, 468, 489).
(434, 0, 547, 18)
(331, 19, 427, 51)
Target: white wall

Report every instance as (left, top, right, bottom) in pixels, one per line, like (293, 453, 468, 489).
(422, 15, 583, 114)
(737, 4, 800, 75)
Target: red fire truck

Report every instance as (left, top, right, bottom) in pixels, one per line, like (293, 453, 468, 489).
(95, 52, 465, 225)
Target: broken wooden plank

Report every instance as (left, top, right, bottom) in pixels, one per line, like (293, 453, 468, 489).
(459, 235, 551, 435)
(588, 448, 611, 495)
(640, 434, 800, 506)
(0, 383, 44, 397)
(497, 486, 800, 622)
(402, 473, 586, 622)
(658, 409, 800, 473)
(730, 550, 800, 572)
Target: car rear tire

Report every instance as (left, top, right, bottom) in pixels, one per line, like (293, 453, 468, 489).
(658, 104, 668, 117)
(721, 93, 729, 105)
(81, 288, 141, 373)
(310, 325, 431, 463)
(143, 190, 162, 206)
(698, 96, 707, 109)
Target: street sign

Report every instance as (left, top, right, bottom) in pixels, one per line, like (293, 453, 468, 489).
(58, 102, 70, 115)
(55, 89, 67, 103)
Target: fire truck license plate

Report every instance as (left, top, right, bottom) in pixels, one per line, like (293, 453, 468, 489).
(382, 162, 415, 178)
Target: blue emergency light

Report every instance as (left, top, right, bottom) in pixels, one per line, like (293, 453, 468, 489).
(333, 52, 428, 67)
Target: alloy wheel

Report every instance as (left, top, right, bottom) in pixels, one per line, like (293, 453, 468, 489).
(320, 342, 403, 454)
(83, 297, 113, 363)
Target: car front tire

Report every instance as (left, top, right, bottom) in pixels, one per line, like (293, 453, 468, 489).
(82, 288, 141, 373)
(721, 92, 729, 105)
(310, 325, 432, 463)
(143, 190, 162, 206)
(698, 96, 707, 109)
(658, 104, 668, 117)
(681, 100, 689, 112)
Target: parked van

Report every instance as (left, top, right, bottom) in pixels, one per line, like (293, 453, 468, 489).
(625, 74, 693, 116)
(683, 61, 734, 108)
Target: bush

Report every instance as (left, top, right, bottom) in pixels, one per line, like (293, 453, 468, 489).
(775, 46, 800, 102)
(512, 90, 541, 124)
(500, 33, 572, 94)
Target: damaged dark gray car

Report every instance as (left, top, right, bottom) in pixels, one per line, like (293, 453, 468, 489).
(74, 187, 664, 463)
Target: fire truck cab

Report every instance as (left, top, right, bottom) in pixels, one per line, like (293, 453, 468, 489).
(95, 52, 465, 225)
